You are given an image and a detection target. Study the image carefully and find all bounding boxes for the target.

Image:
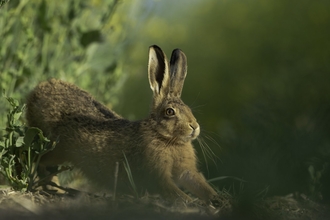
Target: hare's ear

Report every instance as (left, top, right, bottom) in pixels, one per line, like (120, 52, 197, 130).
(169, 48, 187, 97)
(148, 45, 170, 96)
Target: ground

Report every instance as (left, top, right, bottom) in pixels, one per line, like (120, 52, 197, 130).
(0, 186, 329, 220)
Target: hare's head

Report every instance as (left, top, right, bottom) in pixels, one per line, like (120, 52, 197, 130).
(148, 45, 199, 143)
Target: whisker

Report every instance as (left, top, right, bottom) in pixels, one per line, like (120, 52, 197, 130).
(198, 137, 219, 161)
(203, 134, 222, 151)
(196, 136, 222, 178)
(188, 92, 202, 108)
(189, 103, 207, 112)
(197, 138, 210, 174)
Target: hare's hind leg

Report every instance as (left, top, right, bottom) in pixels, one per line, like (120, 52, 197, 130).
(36, 164, 63, 192)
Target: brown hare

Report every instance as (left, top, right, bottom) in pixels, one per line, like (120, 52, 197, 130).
(26, 45, 218, 205)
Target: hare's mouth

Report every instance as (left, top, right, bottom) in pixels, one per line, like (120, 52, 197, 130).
(190, 132, 198, 140)
(188, 129, 199, 140)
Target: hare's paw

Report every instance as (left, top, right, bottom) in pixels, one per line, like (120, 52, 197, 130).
(206, 194, 233, 218)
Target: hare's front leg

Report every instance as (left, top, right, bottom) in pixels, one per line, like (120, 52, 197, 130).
(177, 170, 218, 202)
(155, 170, 193, 203)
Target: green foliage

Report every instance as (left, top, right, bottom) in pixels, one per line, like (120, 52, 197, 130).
(0, 94, 56, 191)
(0, 0, 126, 131)
(0, 0, 10, 8)
(0, 0, 127, 190)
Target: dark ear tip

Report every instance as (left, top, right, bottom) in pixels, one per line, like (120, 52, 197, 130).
(150, 45, 161, 50)
(172, 48, 182, 55)
(149, 45, 165, 59)
(173, 48, 182, 52)
(170, 48, 186, 64)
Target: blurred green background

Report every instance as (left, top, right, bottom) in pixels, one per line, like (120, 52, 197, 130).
(1, 0, 330, 201)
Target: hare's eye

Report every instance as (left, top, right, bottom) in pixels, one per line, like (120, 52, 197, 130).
(165, 108, 175, 116)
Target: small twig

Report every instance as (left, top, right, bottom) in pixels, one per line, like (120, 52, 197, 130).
(113, 161, 119, 202)
(122, 152, 138, 199)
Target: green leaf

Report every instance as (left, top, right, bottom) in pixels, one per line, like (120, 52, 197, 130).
(5, 96, 19, 108)
(4, 139, 10, 148)
(0, 149, 7, 157)
(16, 136, 25, 147)
(24, 127, 41, 147)
(0, 140, 5, 148)
(86, 42, 116, 72)
(13, 111, 23, 122)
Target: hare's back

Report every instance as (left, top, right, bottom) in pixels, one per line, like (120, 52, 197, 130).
(26, 79, 118, 134)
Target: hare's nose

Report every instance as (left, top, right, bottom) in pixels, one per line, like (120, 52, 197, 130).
(189, 123, 200, 136)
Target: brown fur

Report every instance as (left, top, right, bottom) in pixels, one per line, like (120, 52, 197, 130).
(26, 45, 217, 204)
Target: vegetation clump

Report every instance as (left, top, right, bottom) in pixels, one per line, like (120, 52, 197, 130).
(0, 94, 56, 191)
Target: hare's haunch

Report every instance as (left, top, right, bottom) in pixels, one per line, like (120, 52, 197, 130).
(26, 45, 218, 204)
